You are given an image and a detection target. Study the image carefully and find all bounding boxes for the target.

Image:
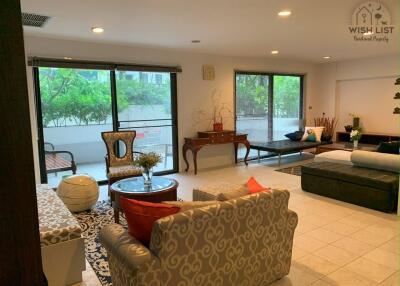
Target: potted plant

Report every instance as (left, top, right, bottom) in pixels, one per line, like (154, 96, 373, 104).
(350, 129, 362, 149)
(133, 152, 162, 185)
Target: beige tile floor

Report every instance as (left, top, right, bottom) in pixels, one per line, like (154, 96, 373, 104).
(78, 154, 400, 286)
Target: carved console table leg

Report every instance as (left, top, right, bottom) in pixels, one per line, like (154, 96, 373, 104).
(243, 140, 250, 166)
(192, 147, 200, 175)
(182, 143, 190, 172)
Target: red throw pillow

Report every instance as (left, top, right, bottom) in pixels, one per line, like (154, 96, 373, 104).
(120, 197, 180, 246)
(247, 177, 271, 194)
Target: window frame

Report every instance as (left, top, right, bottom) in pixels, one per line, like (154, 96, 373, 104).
(233, 71, 305, 142)
(33, 65, 179, 185)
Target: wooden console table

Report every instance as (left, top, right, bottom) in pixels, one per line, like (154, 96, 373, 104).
(182, 130, 250, 174)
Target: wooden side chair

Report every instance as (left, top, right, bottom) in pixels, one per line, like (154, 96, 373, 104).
(101, 130, 142, 199)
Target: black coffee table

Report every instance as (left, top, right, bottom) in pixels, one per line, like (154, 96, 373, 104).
(110, 177, 178, 223)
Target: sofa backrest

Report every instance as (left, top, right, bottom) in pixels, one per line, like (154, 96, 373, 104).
(351, 150, 400, 173)
(149, 189, 298, 286)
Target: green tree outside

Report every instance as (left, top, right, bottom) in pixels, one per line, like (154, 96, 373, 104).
(39, 68, 170, 127)
(236, 74, 300, 118)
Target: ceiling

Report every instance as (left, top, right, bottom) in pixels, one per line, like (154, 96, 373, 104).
(21, 0, 399, 63)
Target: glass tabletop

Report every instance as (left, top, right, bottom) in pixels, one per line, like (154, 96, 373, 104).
(111, 177, 177, 194)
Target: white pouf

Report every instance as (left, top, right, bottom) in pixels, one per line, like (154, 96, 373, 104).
(57, 174, 99, 212)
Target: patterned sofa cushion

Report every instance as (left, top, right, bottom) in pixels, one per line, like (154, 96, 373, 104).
(193, 182, 248, 201)
(108, 165, 142, 179)
(36, 184, 82, 247)
(162, 200, 218, 212)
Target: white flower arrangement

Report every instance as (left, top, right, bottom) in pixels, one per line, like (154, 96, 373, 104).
(350, 129, 362, 141)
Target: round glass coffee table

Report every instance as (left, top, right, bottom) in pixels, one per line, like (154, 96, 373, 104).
(110, 176, 178, 223)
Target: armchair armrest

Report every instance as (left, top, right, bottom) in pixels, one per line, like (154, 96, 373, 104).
(100, 224, 161, 286)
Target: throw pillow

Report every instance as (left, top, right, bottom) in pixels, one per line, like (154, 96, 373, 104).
(247, 177, 271, 194)
(305, 129, 317, 142)
(216, 184, 249, 201)
(301, 126, 324, 142)
(285, 131, 304, 141)
(377, 141, 400, 155)
(120, 197, 180, 246)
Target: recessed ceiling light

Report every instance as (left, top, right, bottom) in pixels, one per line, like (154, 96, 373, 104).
(323, 56, 331, 59)
(64, 57, 72, 60)
(363, 31, 374, 36)
(91, 27, 104, 34)
(278, 10, 292, 17)
(271, 50, 279, 55)
(191, 40, 201, 43)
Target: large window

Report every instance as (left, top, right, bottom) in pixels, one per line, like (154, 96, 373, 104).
(116, 71, 175, 173)
(34, 63, 178, 187)
(235, 72, 303, 157)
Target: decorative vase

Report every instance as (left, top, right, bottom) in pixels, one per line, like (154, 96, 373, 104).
(344, 125, 353, 132)
(142, 168, 153, 186)
(213, 122, 223, 131)
(353, 140, 358, 149)
(353, 117, 360, 129)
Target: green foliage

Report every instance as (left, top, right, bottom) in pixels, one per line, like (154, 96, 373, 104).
(236, 75, 268, 116)
(39, 68, 112, 127)
(133, 152, 162, 169)
(236, 74, 301, 118)
(116, 72, 170, 113)
(39, 68, 171, 127)
(273, 76, 300, 118)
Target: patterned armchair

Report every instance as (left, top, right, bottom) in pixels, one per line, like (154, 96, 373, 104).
(100, 189, 298, 286)
(101, 131, 142, 196)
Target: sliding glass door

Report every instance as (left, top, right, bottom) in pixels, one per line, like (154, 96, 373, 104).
(235, 73, 270, 142)
(34, 66, 178, 187)
(273, 75, 303, 139)
(36, 67, 112, 186)
(235, 72, 303, 158)
(115, 71, 177, 173)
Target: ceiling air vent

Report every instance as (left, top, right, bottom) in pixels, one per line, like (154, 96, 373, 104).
(22, 12, 51, 28)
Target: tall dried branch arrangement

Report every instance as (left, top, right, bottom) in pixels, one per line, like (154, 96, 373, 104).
(314, 113, 338, 137)
(192, 89, 233, 129)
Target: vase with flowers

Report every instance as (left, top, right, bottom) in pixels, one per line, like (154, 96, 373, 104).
(133, 152, 162, 186)
(350, 129, 362, 149)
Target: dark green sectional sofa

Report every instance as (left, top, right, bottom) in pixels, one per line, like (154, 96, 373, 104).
(301, 161, 398, 212)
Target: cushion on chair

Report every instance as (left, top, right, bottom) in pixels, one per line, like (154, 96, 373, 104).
(107, 165, 142, 179)
(120, 197, 180, 246)
(193, 183, 248, 201)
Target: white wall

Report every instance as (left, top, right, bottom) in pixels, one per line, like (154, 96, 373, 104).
(23, 35, 319, 182)
(315, 55, 399, 135)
